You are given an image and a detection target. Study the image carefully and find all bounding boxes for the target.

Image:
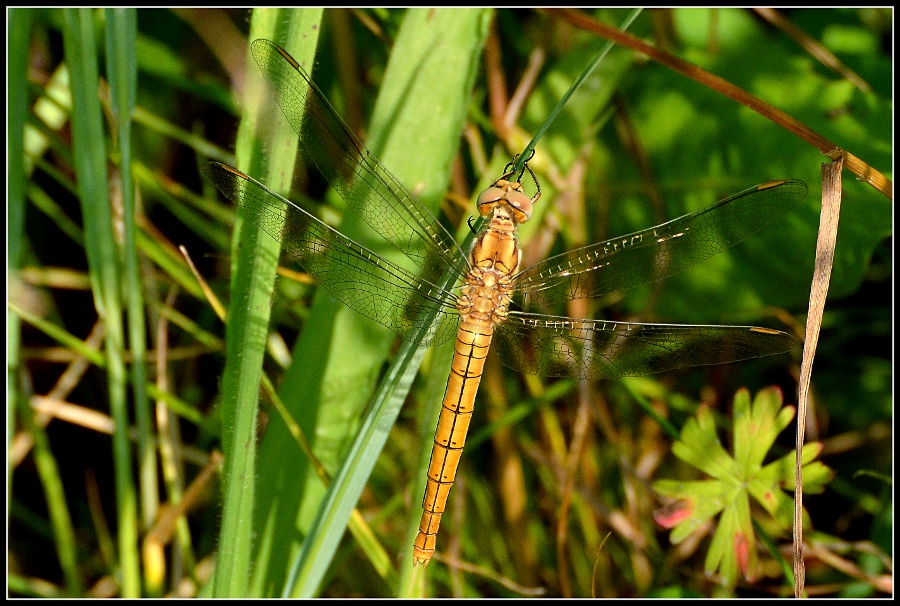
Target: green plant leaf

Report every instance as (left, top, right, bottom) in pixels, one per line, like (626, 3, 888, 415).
(213, 8, 323, 598)
(653, 386, 833, 587)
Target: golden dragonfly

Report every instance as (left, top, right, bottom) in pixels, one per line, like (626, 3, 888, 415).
(204, 39, 808, 567)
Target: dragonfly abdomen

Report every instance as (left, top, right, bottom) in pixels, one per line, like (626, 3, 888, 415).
(414, 319, 493, 566)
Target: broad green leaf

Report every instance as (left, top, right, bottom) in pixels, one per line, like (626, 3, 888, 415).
(653, 387, 834, 587)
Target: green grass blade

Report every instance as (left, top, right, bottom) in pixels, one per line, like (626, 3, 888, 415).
(8, 8, 30, 269)
(8, 8, 32, 496)
(211, 7, 324, 598)
(280, 9, 492, 596)
(105, 8, 159, 548)
(285, 339, 429, 597)
(62, 7, 140, 596)
(8, 301, 106, 367)
(8, 300, 204, 430)
(513, 7, 642, 174)
(15, 394, 84, 595)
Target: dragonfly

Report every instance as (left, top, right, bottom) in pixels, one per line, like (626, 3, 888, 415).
(204, 39, 808, 567)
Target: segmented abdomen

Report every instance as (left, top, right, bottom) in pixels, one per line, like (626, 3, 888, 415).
(413, 319, 493, 566)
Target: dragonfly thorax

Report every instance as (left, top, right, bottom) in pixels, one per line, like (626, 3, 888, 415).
(458, 226, 521, 325)
(457, 265, 515, 325)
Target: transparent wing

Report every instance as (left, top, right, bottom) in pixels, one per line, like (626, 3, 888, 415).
(204, 162, 460, 347)
(495, 311, 799, 380)
(249, 38, 469, 284)
(514, 180, 808, 307)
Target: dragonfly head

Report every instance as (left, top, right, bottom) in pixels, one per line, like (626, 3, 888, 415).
(476, 179, 534, 226)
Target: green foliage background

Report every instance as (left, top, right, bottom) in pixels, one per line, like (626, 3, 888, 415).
(9, 7, 891, 598)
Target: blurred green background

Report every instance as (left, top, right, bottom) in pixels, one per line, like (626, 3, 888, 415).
(8, 7, 891, 598)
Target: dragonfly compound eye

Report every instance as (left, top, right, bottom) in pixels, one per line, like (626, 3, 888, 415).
(476, 185, 505, 217)
(505, 188, 534, 223)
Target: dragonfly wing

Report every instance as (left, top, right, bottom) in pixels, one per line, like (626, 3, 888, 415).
(514, 180, 808, 307)
(249, 39, 468, 284)
(496, 311, 799, 380)
(205, 162, 460, 347)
